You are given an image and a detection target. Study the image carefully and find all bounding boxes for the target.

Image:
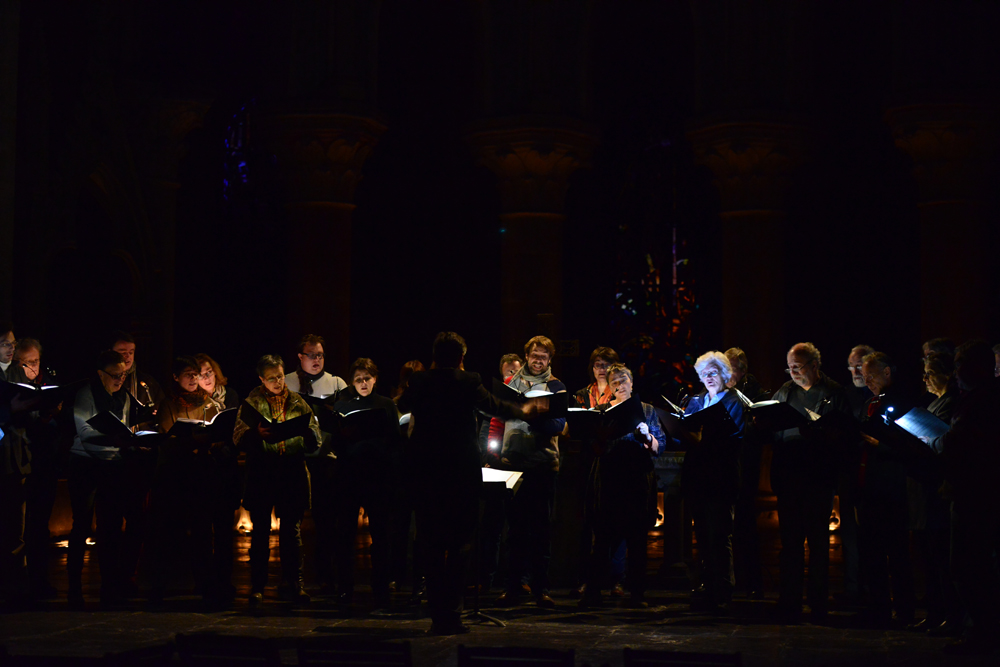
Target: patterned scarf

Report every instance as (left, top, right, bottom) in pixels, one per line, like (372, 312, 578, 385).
(265, 386, 290, 421)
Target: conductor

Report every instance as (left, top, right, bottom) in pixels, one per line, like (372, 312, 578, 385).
(399, 332, 539, 635)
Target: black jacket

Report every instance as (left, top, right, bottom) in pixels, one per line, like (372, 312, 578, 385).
(400, 368, 522, 501)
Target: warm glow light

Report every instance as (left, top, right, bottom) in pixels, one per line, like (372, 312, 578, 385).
(488, 440, 499, 450)
(234, 507, 280, 534)
(86, 538, 96, 546)
(829, 508, 840, 532)
(655, 492, 665, 527)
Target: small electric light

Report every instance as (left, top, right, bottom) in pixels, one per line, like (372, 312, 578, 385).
(488, 440, 499, 451)
(887, 407, 894, 413)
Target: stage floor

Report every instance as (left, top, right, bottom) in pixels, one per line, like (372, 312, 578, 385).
(0, 497, 973, 665)
(0, 591, 969, 666)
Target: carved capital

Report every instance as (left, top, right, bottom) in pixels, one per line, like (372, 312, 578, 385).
(687, 121, 806, 213)
(264, 112, 386, 204)
(885, 104, 997, 204)
(465, 116, 598, 214)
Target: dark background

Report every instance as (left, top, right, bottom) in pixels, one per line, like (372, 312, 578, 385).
(3, 0, 998, 399)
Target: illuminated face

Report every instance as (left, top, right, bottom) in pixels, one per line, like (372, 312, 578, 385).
(609, 371, 633, 402)
(198, 362, 217, 394)
(113, 341, 136, 372)
(699, 364, 725, 396)
(501, 361, 521, 378)
(592, 358, 610, 384)
(862, 359, 891, 396)
(17, 346, 41, 382)
(526, 345, 551, 375)
(175, 366, 201, 393)
(352, 370, 376, 397)
(0, 330, 15, 364)
(99, 362, 128, 394)
(259, 365, 286, 395)
(786, 352, 820, 389)
(299, 343, 325, 374)
(923, 361, 948, 396)
(847, 351, 866, 388)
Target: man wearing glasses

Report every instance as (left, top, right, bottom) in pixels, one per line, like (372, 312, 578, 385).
(67, 350, 148, 608)
(284, 334, 347, 398)
(769, 342, 849, 623)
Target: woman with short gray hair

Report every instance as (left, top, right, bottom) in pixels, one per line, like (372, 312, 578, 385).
(679, 350, 747, 613)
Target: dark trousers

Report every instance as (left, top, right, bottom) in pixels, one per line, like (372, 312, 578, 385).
(857, 505, 915, 623)
(478, 492, 505, 589)
(836, 484, 862, 597)
(249, 508, 303, 593)
(68, 455, 147, 597)
(306, 456, 337, 588)
(917, 497, 961, 624)
(24, 462, 59, 593)
(733, 443, 763, 594)
(334, 465, 391, 600)
(505, 468, 556, 594)
(417, 491, 477, 628)
(692, 496, 735, 603)
(0, 473, 27, 600)
(190, 505, 236, 596)
(776, 484, 832, 613)
(950, 507, 1000, 638)
(587, 523, 648, 598)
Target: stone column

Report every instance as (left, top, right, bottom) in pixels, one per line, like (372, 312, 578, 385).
(0, 0, 19, 321)
(263, 112, 385, 373)
(466, 116, 597, 351)
(688, 121, 806, 394)
(135, 99, 210, 370)
(885, 103, 998, 341)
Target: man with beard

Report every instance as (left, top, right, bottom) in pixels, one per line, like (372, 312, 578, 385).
(495, 336, 567, 609)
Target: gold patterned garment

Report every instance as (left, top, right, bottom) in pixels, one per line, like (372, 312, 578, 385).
(234, 385, 321, 457)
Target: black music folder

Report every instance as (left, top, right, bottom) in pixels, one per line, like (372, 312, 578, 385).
(86, 411, 160, 440)
(567, 395, 646, 440)
(166, 407, 239, 440)
(240, 401, 313, 444)
(491, 379, 569, 418)
(0, 379, 87, 411)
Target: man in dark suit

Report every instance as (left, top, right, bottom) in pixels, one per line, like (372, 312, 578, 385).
(399, 332, 537, 635)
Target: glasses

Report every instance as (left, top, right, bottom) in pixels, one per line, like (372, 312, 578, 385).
(847, 364, 863, 373)
(100, 369, 127, 381)
(303, 353, 324, 360)
(785, 364, 811, 374)
(263, 376, 284, 383)
(179, 372, 203, 380)
(699, 370, 720, 380)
